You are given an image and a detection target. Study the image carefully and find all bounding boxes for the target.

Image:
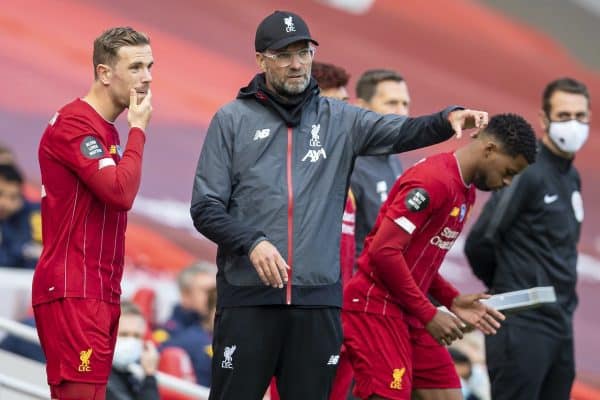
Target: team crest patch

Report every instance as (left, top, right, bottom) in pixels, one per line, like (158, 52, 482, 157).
(78, 348, 93, 372)
(80, 136, 104, 159)
(390, 367, 406, 389)
(405, 188, 429, 212)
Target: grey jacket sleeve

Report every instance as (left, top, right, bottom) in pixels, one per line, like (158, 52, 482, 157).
(349, 106, 461, 156)
(190, 111, 266, 255)
(464, 173, 533, 288)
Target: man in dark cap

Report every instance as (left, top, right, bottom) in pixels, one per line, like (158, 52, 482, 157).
(191, 10, 490, 400)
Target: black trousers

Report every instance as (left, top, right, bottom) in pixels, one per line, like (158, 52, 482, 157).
(485, 324, 575, 400)
(209, 306, 343, 400)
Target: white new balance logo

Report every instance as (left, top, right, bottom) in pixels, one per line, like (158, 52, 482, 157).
(254, 129, 270, 141)
(327, 355, 340, 365)
(221, 345, 236, 369)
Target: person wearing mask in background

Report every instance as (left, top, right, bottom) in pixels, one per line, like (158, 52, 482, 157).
(464, 77, 591, 400)
(191, 10, 489, 399)
(0, 164, 42, 269)
(351, 70, 410, 263)
(107, 301, 159, 400)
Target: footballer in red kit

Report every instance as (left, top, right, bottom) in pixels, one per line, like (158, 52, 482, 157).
(32, 27, 153, 400)
(340, 114, 538, 400)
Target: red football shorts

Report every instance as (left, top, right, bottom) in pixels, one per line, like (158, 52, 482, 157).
(342, 311, 460, 399)
(342, 310, 413, 400)
(329, 344, 355, 400)
(34, 298, 120, 390)
(410, 326, 461, 390)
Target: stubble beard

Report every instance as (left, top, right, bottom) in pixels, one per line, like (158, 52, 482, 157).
(270, 72, 310, 97)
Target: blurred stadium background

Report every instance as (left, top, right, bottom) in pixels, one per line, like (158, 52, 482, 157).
(1, 0, 599, 398)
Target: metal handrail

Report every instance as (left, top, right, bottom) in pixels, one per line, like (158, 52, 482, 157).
(0, 316, 210, 399)
(0, 373, 48, 399)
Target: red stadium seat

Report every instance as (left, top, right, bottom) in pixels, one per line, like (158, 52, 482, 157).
(158, 347, 197, 400)
(571, 380, 600, 400)
(131, 287, 157, 328)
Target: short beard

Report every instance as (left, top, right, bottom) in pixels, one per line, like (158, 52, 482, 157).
(270, 74, 309, 97)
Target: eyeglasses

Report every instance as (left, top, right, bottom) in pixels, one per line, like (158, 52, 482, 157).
(262, 47, 316, 68)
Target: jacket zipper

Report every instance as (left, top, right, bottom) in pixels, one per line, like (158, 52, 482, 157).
(286, 126, 294, 305)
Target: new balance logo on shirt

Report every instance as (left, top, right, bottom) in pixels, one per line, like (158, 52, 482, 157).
(327, 355, 340, 365)
(254, 128, 270, 141)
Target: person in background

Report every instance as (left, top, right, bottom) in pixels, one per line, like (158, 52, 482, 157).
(464, 77, 591, 400)
(450, 332, 490, 400)
(448, 348, 482, 400)
(0, 164, 41, 269)
(0, 144, 17, 165)
(351, 69, 410, 262)
(107, 301, 160, 400)
(311, 61, 355, 288)
(312, 61, 350, 101)
(158, 261, 217, 339)
(161, 287, 217, 387)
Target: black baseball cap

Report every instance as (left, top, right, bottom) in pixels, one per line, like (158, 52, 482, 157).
(255, 11, 319, 52)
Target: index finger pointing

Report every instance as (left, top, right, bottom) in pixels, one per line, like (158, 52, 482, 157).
(141, 88, 152, 106)
(129, 89, 137, 108)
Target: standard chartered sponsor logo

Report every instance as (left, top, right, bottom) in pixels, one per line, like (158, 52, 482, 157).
(430, 227, 459, 250)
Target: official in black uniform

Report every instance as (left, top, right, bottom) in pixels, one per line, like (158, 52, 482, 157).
(464, 77, 591, 400)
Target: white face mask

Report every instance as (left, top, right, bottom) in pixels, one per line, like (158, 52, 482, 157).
(548, 119, 589, 153)
(112, 336, 143, 370)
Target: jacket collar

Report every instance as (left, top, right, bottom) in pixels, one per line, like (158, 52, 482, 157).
(237, 73, 319, 127)
(539, 140, 573, 173)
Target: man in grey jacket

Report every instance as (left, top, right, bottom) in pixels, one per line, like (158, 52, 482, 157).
(191, 10, 489, 400)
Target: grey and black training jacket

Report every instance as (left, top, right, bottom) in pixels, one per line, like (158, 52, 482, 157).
(191, 88, 460, 309)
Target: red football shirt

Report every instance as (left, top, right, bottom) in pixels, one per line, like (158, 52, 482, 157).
(344, 152, 476, 326)
(33, 99, 145, 305)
